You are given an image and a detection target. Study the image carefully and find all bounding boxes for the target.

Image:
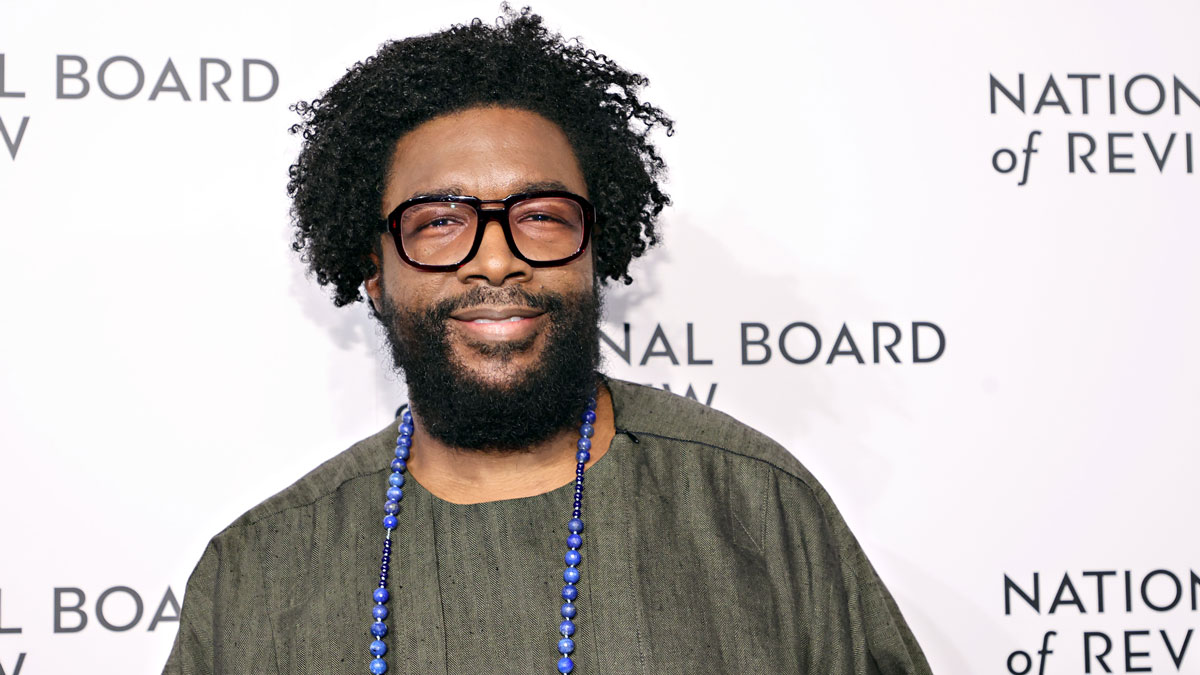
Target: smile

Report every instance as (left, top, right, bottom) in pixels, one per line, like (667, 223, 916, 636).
(470, 316, 525, 324)
(449, 306, 547, 342)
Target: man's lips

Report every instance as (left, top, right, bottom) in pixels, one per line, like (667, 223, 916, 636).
(450, 306, 545, 322)
(448, 306, 546, 341)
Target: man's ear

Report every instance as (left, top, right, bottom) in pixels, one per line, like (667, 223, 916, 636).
(364, 252, 383, 313)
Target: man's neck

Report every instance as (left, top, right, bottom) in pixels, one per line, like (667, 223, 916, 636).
(404, 384, 616, 505)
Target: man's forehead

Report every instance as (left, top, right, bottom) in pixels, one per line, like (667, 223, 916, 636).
(405, 180, 575, 201)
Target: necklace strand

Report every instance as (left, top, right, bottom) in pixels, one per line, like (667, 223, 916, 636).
(368, 397, 597, 674)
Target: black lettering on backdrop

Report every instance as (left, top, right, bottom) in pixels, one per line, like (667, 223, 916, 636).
(826, 323, 864, 364)
(56, 55, 89, 98)
(912, 322, 945, 363)
(1145, 133, 1177, 171)
(1141, 569, 1183, 612)
(1006, 573, 1041, 615)
(1049, 573, 1085, 613)
(1176, 77, 1200, 114)
(97, 56, 145, 100)
(1108, 132, 1135, 173)
(873, 322, 902, 363)
(243, 59, 279, 102)
(1069, 133, 1097, 173)
(639, 324, 678, 365)
(0, 653, 25, 675)
(148, 586, 181, 631)
(990, 72, 1200, 183)
(990, 73, 1025, 113)
(740, 323, 771, 365)
(1067, 74, 1100, 114)
(686, 323, 712, 365)
(1034, 75, 1069, 114)
(0, 54, 25, 97)
(53, 587, 86, 633)
(1125, 74, 1166, 115)
(200, 58, 232, 101)
(0, 589, 21, 634)
(599, 323, 631, 364)
(55, 55, 277, 101)
(1082, 570, 1117, 612)
(1124, 630, 1152, 672)
(96, 586, 143, 631)
(1084, 632, 1112, 674)
(149, 58, 190, 101)
(0, 114, 27, 160)
(1163, 629, 1194, 669)
(779, 322, 821, 364)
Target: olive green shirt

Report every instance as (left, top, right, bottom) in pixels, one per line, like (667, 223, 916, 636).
(164, 378, 932, 674)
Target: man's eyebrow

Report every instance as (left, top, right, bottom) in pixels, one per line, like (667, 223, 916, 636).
(404, 181, 574, 201)
(406, 185, 469, 200)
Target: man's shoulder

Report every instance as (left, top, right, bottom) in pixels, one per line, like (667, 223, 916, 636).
(606, 377, 814, 486)
(222, 416, 399, 532)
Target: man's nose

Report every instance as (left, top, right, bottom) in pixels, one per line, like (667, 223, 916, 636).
(455, 216, 532, 286)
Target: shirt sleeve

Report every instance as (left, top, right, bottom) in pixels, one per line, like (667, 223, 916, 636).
(162, 527, 280, 675)
(769, 470, 933, 675)
(163, 539, 218, 675)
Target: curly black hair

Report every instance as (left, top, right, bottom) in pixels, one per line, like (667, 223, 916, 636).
(287, 6, 673, 308)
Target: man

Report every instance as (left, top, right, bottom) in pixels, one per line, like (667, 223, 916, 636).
(165, 9, 932, 674)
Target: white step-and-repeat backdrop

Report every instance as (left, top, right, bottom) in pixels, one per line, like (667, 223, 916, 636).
(2, 1, 1198, 673)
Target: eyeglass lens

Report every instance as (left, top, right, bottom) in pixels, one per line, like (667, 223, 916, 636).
(398, 197, 586, 266)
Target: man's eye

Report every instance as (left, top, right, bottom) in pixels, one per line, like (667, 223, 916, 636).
(522, 213, 564, 223)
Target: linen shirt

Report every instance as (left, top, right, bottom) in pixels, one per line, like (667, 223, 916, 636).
(164, 378, 932, 674)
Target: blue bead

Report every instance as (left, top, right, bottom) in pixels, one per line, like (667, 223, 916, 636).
(561, 602, 576, 618)
(395, 446, 409, 460)
(564, 567, 581, 583)
(579, 423, 594, 438)
(370, 621, 387, 637)
(386, 487, 402, 501)
(370, 638, 387, 656)
(388, 472, 405, 487)
(576, 450, 590, 463)
(558, 637, 575, 654)
(557, 656, 574, 673)
(577, 437, 591, 451)
(382, 515, 397, 529)
(567, 533, 582, 548)
(565, 550, 581, 566)
(390, 458, 406, 472)
(370, 657, 388, 674)
(402, 410, 412, 423)
(586, 397, 597, 410)
(567, 518, 584, 533)
(559, 619, 576, 636)
(373, 588, 389, 603)
(398, 422, 413, 436)
(582, 410, 596, 424)
(396, 435, 411, 449)
(372, 604, 388, 620)
(383, 500, 399, 515)
(562, 584, 578, 600)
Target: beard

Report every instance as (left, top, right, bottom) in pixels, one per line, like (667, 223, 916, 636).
(376, 283, 601, 452)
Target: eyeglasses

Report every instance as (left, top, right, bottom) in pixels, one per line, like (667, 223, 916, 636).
(378, 190, 595, 271)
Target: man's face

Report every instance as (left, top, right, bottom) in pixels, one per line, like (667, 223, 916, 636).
(366, 106, 600, 450)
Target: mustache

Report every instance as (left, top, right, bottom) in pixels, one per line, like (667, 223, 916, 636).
(425, 286, 567, 322)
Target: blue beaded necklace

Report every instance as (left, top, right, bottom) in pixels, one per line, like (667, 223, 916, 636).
(368, 396, 599, 674)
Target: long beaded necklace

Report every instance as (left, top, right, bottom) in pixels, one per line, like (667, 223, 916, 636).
(367, 396, 599, 674)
